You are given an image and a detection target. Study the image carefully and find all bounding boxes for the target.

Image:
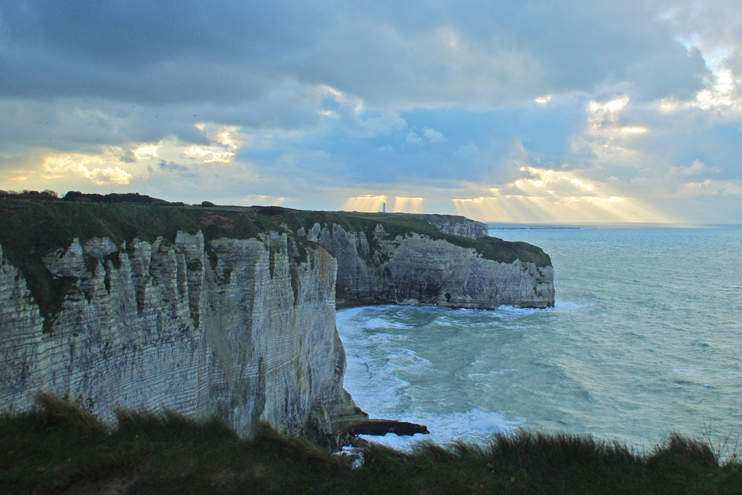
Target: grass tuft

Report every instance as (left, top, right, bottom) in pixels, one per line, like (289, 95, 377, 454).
(649, 431, 719, 468)
(3, 396, 742, 494)
(34, 392, 107, 434)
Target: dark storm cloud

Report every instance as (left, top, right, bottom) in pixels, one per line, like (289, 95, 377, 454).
(0, 1, 304, 65)
(0, 0, 712, 180)
(0, 0, 321, 104)
(294, 0, 708, 106)
(0, 0, 708, 108)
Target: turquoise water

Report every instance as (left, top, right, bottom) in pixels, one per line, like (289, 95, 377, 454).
(337, 225, 742, 451)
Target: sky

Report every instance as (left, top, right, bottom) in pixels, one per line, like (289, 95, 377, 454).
(1, 0, 741, 223)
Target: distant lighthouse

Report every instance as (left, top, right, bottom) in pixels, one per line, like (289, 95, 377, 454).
(383, 202, 386, 213)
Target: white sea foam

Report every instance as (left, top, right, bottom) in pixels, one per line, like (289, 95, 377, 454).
(468, 368, 518, 380)
(432, 320, 453, 327)
(363, 317, 412, 330)
(552, 301, 590, 313)
(497, 306, 542, 316)
(358, 409, 521, 452)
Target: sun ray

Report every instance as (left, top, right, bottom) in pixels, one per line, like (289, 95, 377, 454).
(452, 167, 671, 223)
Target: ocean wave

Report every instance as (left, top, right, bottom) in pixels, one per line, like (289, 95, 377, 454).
(362, 317, 412, 330)
(467, 368, 519, 380)
(357, 408, 522, 452)
(336, 226, 742, 453)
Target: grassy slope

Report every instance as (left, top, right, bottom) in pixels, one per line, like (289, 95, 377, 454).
(0, 199, 550, 329)
(2, 396, 741, 495)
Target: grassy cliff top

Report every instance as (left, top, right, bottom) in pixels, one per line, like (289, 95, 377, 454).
(0, 193, 551, 266)
(247, 206, 550, 266)
(0, 194, 550, 327)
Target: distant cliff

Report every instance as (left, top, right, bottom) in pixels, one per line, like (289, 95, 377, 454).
(296, 215, 553, 309)
(417, 214, 488, 239)
(0, 197, 553, 437)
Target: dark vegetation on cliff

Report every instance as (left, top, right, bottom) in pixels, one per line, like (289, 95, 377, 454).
(0, 192, 550, 329)
(2, 395, 741, 495)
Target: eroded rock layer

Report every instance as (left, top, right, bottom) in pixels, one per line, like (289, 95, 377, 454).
(304, 224, 554, 309)
(0, 233, 348, 435)
(0, 198, 554, 438)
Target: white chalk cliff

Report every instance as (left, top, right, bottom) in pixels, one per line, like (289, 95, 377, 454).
(0, 202, 554, 437)
(305, 223, 554, 309)
(0, 232, 348, 435)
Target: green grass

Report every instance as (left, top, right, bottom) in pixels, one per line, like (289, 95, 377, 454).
(0, 199, 258, 330)
(2, 395, 741, 494)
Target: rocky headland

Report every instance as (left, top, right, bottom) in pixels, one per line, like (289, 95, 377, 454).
(0, 193, 553, 444)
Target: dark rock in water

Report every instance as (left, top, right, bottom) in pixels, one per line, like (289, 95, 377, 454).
(347, 419, 429, 436)
(306, 408, 428, 449)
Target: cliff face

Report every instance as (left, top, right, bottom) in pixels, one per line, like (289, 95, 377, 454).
(0, 199, 554, 437)
(417, 214, 488, 239)
(0, 232, 348, 435)
(305, 224, 554, 309)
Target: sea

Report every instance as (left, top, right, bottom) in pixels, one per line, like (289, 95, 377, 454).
(337, 224, 742, 453)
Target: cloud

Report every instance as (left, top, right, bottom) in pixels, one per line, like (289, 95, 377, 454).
(1, 0, 742, 224)
(0, 1, 712, 109)
(423, 127, 447, 143)
(406, 132, 423, 145)
(133, 144, 160, 160)
(677, 179, 742, 198)
(183, 146, 235, 163)
(672, 159, 713, 176)
(335, 105, 408, 138)
(120, 150, 137, 163)
(42, 151, 133, 185)
(158, 160, 191, 172)
(401, 127, 446, 147)
(454, 143, 478, 156)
